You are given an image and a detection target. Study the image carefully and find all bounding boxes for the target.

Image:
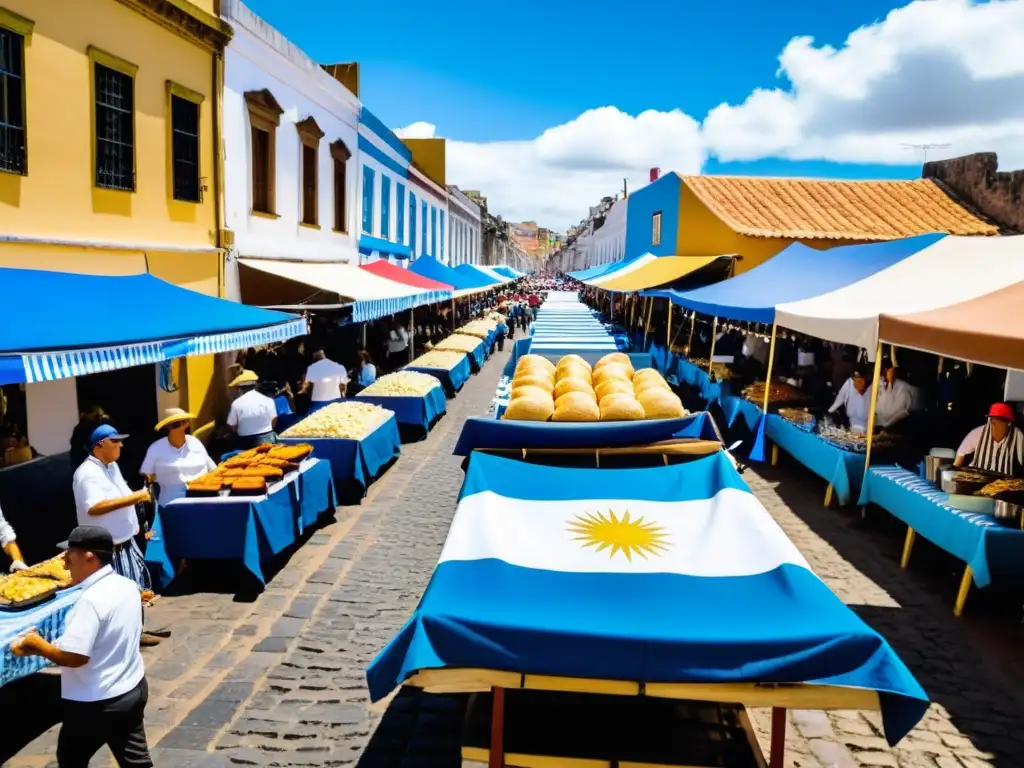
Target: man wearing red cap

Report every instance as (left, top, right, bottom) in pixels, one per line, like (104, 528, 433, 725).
(954, 402, 1024, 476)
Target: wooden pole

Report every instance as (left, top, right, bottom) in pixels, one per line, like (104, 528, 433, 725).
(666, 301, 673, 349)
(361, 323, 367, 350)
(861, 340, 885, 480)
(643, 296, 654, 348)
(629, 294, 636, 329)
(409, 307, 415, 364)
(687, 311, 696, 356)
(761, 323, 778, 414)
(769, 707, 786, 768)
(489, 686, 505, 768)
(707, 317, 718, 374)
(451, 297, 456, 332)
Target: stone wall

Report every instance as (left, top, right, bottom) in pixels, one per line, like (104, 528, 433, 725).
(923, 152, 1024, 232)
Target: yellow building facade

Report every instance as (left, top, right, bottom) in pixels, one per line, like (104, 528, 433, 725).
(0, 0, 231, 422)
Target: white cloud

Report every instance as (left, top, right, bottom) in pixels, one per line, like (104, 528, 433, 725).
(397, 108, 704, 230)
(398, 0, 1024, 229)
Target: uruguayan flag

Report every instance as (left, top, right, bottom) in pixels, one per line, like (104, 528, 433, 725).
(367, 452, 929, 745)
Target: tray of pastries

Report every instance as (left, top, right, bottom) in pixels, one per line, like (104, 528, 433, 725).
(228, 477, 267, 496)
(0, 555, 74, 610)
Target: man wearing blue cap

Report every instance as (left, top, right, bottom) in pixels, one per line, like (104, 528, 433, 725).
(72, 424, 166, 645)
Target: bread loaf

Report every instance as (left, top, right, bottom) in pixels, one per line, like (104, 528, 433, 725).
(554, 376, 595, 399)
(552, 391, 600, 422)
(594, 378, 634, 401)
(599, 393, 646, 421)
(637, 388, 686, 419)
(503, 395, 554, 422)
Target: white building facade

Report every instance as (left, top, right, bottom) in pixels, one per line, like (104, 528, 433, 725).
(221, 0, 361, 302)
(356, 107, 413, 264)
(588, 197, 627, 268)
(405, 165, 449, 264)
(447, 186, 482, 266)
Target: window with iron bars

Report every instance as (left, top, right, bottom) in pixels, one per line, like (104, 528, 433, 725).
(171, 95, 200, 202)
(0, 27, 26, 174)
(94, 63, 134, 191)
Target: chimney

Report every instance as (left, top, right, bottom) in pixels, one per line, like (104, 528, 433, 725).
(650, 167, 660, 182)
(321, 63, 360, 98)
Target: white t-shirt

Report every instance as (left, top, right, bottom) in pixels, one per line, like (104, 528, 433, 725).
(875, 379, 914, 428)
(957, 425, 986, 458)
(829, 378, 871, 433)
(388, 328, 409, 354)
(140, 435, 216, 505)
(72, 457, 139, 544)
(304, 358, 350, 402)
(0, 501, 16, 547)
(227, 389, 277, 437)
(55, 565, 145, 702)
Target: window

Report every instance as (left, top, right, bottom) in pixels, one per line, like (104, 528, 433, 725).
(167, 83, 203, 203)
(361, 165, 374, 233)
(0, 10, 31, 175)
(330, 140, 350, 232)
(652, 211, 662, 246)
(244, 89, 283, 215)
(430, 206, 437, 257)
(439, 210, 445, 261)
(408, 192, 417, 255)
(421, 200, 427, 255)
(396, 183, 406, 244)
(380, 174, 391, 239)
(296, 116, 323, 227)
(90, 48, 137, 191)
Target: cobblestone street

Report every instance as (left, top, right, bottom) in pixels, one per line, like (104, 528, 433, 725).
(5, 347, 1024, 767)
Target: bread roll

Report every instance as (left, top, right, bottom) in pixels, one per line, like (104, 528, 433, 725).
(556, 354, 591, 372)
(554, 377, 595, 400)
(512, 374, 555, 393)
(517, 354, 555, 373)
(632, 368, 666, 385)
(594, 352, 634, 374)
(556, 362, 593, 385)
(552, 391, 601, 422)
(633, 376, 672, 396)
(599, 393, 646, 421)
(510, 384, 554, 403)
(637, 388, 686, 419)
(503, 395, 554, 422)
(593, 363, 632, 385)
(595, 378, 634, 401)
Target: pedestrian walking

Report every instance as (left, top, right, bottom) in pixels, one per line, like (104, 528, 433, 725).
(10, 525, 154, 767)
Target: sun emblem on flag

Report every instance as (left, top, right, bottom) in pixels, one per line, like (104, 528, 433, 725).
(567, 509, 669, 561)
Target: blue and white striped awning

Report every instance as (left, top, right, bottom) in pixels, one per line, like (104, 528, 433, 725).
(349, 290, 450, 324)
(3, 318, 309, 385)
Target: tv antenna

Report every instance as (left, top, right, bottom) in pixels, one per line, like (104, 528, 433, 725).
(900, 143, 951, 163)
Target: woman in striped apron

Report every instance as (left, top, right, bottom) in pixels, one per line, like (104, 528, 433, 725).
(954, 402, 1024, 476)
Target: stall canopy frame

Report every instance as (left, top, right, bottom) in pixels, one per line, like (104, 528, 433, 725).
(0, 268, 307, 386)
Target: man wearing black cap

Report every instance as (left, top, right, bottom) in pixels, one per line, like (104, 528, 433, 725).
(10, 526, 153, 767)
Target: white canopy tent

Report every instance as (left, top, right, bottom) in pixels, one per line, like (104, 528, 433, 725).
(774, 236, 1024, 357)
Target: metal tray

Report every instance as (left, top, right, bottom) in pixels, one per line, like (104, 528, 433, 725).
(0, 585, 60, 612)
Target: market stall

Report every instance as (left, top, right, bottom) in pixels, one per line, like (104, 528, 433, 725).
(144, 454, 337, 590)
(353, 371, 448, 436)
(405, 350, 473, 397)
(854, 278, 1024, 614)
(434, 333, 487, 372)
(583, 253, 657, 287)
(366, 452, 929, 767)
(594, 255, 727, 292)
(277, 402, 402, 498)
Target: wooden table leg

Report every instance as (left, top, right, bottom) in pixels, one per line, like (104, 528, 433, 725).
(770, 707, 786, 768)
(770, 444, 779, 467)
(823, 483, 834, 508)
(489, 686, 505, 768)
(900, 527, 916, 569)
(954, 566, 973, 617)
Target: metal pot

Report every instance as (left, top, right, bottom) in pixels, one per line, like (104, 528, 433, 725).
(925, 455, 954, 483)
(993, 499, 1024, 528)
(940, 468, 989, 495)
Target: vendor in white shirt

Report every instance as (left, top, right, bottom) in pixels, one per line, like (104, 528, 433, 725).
(0, 501, 27, 572)
(300, 348, 349, 414)
(874, 361, 915, 430)
(140, 409, 216, 505)
(387, 321, 410, 366)
(227, 370, 278, 449)
(828, 370, 871, 434)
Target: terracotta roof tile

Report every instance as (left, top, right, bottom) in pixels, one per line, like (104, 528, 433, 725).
(682, 176, 998, 240)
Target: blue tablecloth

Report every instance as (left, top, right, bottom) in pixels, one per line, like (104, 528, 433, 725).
(764, 414, 865, 506)
(0, 586, 81, 688)
(454, 412, 721, 456)
(405, 356, 472, 397)
(859, 466, 1024, 588)
(353, 387, 446, 433)
(144, 458, 337, 589)
(719, 395, 763, 432)
(280, 414, 401, 492)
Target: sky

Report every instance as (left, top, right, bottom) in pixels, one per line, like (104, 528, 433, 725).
(245, 0, 1024, 230)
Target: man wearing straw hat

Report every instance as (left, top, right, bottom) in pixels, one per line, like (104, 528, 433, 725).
(140, 408, 216, 506)
(226, 370, 278, 449)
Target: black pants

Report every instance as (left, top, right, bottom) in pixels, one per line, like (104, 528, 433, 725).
(58, 679, 152, 767)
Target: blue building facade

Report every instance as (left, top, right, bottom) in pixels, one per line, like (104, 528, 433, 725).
(624, 172, 682, 260)
(356, 106, 412, 262)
